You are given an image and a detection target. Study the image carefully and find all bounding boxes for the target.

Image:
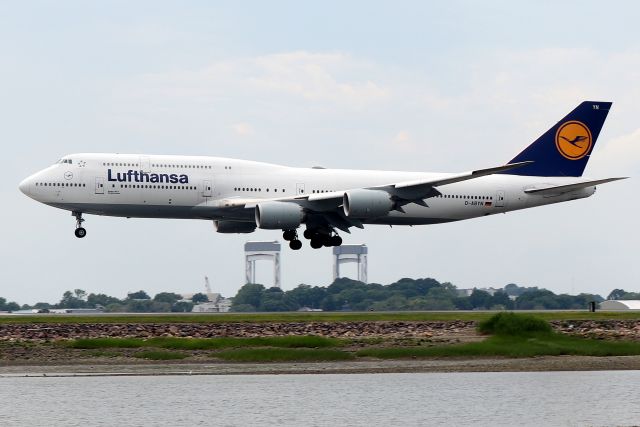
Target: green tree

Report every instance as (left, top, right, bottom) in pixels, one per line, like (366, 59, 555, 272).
(191, 293, 209, 304)
(231, 304, 257, 312)
(104, 303, 125, 313)
(59, 289, 89, 309)
(125, 300, 171, 312)
(5, 302, 20, 311)
(127, 290, 150, 300)
(453, 297, 473, 310)
(33, 302, 52, 310)
(232, 283, 265, 309)
(607, 289, 627, 300)
(469, 289, 492, 309)
(87, 293, 121, 308)
(153, 292, 182, 305)
(490, 291, 514, 310)
(259, 287, 297, 312)
(286, 284, 327, 309)
(516, 290, 558, 309)
(172, 301, 194, 312)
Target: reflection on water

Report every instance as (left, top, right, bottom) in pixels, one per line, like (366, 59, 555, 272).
(1, 371, 639, 426)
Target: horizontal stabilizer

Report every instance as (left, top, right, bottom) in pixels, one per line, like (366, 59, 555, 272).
(524, 177, 627, 195)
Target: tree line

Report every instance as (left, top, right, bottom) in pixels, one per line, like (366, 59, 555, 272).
(2, 279, 633, 313)
(0, 289, 210, 313)
(230, 278, 605, 312)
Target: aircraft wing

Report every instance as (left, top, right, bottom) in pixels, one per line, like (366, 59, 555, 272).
(523, 177, 628, 196)
(248, 160, 534, 232)
(375, 161, 533, 201)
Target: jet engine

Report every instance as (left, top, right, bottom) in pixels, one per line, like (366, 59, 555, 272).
(214, 220, 257, 234)
(343, 189, 393, 218)
(255, 202, 304, 229)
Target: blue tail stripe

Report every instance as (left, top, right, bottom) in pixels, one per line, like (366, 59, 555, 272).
(503, 101, 611, 177)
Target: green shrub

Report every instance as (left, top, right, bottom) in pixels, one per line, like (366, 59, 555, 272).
(478, 312, 552, 336)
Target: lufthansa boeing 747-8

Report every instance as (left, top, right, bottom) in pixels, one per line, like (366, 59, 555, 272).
(19, 101, 626, 250)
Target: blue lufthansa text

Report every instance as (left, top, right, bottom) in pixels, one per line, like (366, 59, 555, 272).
(107, 169, 189, 184)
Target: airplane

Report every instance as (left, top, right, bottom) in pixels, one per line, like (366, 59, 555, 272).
(19, 101, 626, 250)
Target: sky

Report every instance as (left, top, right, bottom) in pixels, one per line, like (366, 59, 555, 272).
(1, 1, 638, 304)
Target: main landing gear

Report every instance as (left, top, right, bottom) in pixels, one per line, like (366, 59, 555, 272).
(308, 231, 342, 249)
(283, 228, 343, 250)
(282, 229, 302, 250)
(73, 211, 86, 238)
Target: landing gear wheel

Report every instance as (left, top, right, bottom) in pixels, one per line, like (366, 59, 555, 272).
(310, 239, 323, 249)
(289, 239, 302, 250)
(303, 229, 314, 240)
(72, 211, 86, 238)
(330, 235, 343, 246)
(283, 230, 296, 241)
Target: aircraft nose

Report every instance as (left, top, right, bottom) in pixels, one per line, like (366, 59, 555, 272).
(19, 177, 31, 196)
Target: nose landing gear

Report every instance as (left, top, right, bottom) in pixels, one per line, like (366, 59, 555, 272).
(73, 211, 86, 238)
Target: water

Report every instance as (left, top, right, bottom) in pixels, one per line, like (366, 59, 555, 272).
(1, 371, 639, 426)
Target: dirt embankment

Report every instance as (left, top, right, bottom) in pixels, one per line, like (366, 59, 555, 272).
(551, 320, 640, 340)
(0, 319, 639, 341)
(0, 321, 476, 341)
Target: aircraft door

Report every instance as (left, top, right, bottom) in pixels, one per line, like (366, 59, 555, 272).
(296, 183, 305, 195)
(203, 180, 212, 197)
(95, 177, 105, 195)
(139, 156, 150, 172)
(495, 190, 505, 207)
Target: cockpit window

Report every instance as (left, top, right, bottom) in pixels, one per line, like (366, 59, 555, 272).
(58, 159, 73, 164)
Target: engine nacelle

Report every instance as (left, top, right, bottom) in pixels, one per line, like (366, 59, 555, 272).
(255, 202, 304, 229)
(214, 220, 256, 234)
(343, 189, 393, 218)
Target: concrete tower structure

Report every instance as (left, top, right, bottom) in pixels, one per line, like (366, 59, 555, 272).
(333, 244, 368, 283)
(245, 241, 281, 288)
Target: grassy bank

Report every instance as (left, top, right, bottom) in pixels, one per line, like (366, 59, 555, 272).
(66, 336, 342, 350)
(51, 313, 640, 363)
(359, 313, 640, 359)
(2, 310, 640, 324)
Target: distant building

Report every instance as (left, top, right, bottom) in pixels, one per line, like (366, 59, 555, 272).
(191, 297, 232, 313)
(181, 292, 221, 302)
(457, 287, 501, 297)
(600, 300, 640, 310)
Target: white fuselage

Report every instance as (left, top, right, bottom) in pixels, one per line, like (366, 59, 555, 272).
(19, 153, 595, 226)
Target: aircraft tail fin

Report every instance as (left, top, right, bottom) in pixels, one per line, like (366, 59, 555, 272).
(503, 101, 612, 177)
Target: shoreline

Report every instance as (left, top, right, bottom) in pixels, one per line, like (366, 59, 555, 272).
(3, 355, 640, 377)
(3, 318, 640, 377)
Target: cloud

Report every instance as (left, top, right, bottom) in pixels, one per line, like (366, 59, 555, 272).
(590, 128, 640, 175)
(123, 51, 389, 110)
(109, 47, 640, 172)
